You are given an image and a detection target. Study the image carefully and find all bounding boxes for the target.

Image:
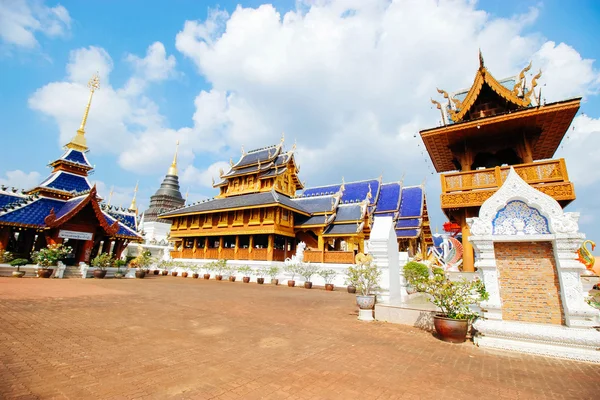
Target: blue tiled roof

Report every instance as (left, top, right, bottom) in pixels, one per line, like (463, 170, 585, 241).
(292, 196, 336, 213)
(395, 229, 420, 238)
(42, 172, 91, 193)
(341, 180, 379, 204)
(62, 149, 91, 167)
(0, 193, 24, 208)
(106, 209, 137, 230)
(0, 198, 65, 226)
(375, 183, 401, 212)
(396, 218, 420, 229)
(234, 146, 280, 168)
(302, 185, 341, 197)
(55, 196, 86, 219)
(399, 186, 423, 218)
(334, 204, 363, 222)
(323, 223, 359, 235)
(103, 212, 141, 239)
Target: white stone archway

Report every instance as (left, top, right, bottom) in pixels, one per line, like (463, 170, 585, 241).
(468, 167, 600, 362)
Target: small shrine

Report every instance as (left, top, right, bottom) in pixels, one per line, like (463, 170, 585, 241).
(0, 74, 142, 264)
(469, 168, 600, 362)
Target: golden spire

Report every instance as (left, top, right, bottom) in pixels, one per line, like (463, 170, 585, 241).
(107, 185, 114, 207)
(167, 140, 179, 176)
(129, 181, 139, 212)
(67, 72, 100, 151)
(185, 187, 189, 203)
(478, 48, 485, 69)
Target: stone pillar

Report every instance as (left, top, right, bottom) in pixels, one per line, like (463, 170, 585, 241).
(461, 211, 475, 272)
(267, 234, 274, 261)
(0, 227, 11, 252)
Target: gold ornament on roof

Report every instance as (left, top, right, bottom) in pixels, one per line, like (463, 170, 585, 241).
(66, 72, 100, 151)
(167, 140, 179, 176)
(513, 61, 532, 96)
(241, 145, 245, 155)
(129, 180, 139, 212)
(524, 69, 542, 103)
(107, 185, 114, 207)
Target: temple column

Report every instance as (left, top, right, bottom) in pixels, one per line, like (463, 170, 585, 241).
(192, 238, 197, 258)
(284, 237, 288, 260)
(101, 239, 112, 254)
(21, 231, 35, 258)
(249, 235, 254, 260)
(267, 234, 274, 261)
(234, 236, 239, 260)
(113, 240, 126, 260)
(218, 236, 223, 258)
(204, 237, 208, 258)
(461, 210, 475, 272)
(0, 227, 11, 252)
(80, 239, 95, 264)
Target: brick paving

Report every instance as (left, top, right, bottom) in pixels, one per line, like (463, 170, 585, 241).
(0, 276, 599, 400)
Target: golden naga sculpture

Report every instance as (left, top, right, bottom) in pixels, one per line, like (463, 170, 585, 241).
(512, 61, 532, 96)
(577, 240, 596, 271)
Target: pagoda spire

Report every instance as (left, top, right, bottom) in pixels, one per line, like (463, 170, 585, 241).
(107, 186, 114, 206)
(129, 181, 139, 212)
(167, 140, 179, 176)
(66, 72, 100, 152)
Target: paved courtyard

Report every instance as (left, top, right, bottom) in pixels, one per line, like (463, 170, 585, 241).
(1, 276, 599, 399)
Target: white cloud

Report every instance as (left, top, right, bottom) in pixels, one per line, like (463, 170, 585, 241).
(0, 170, 41, 190)
(181, 161, 230, 189)
(123, 42, 178, 95)
(0, 0, 71, 49)
(28, 43, 177, 158)
(556, 115, 600, 187)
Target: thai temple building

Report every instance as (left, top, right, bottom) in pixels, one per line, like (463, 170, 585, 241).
(421, 52, 579, 272)
(160, 136, 432, 264)
(0, 74, 142, 264)
(129, 143, 186, 259)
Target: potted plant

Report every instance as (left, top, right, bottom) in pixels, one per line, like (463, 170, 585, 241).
(238, 265, 252, 283)
(91, 253, 112, 279)
(319, 269, 337, 291)
(32, 243, 72, 278)
(132, 250, 152, 279)
(10, 258, 28, 278)
(182, 266, 189, 278)
(403, 261, 429, 294)
(1, 249, 14, 264)
(213, 259, 227, 281)
(255, 266, 267, 284)
(299, 264, 320, 289)
(344, 268, 358, 294)
(416, 273, 488, 343)
(228, 264, 237, 282)
(203, 263, 212, 279)
(346, 253, 381, 320)
(284, 263, 300, 287)
(114, 259, 126, 278)
(267, 266, 280, 285)
(191, 264, 200, 279)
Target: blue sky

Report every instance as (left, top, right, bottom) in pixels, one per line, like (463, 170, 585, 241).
(1, 0, 599, 244)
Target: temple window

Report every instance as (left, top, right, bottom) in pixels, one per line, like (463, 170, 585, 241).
(254, 235, 268, 249)
(248, 176, 254, 187)
(184, 239, 194, 249)
(197, 237, 205, 249)
(282, 209, 289, 221)
(238, 235, 250, 249)
(223, 236, 236, 248)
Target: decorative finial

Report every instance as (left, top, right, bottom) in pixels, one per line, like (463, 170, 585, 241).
(167, 140, 179, 176)
(66, 72, 100, 151)
(292, 138, 297, 151)
(185, 187, 189, 203)
(281, 132, 285, 144)
(107, 185, 114, 207)
(229, 157, 233, 167)
(479, 48, 485, 69)
(129, 181, 139, 212)
(524, 69, 543, 104)
(241, 145, 245, 155)
(211, 176, 215, 185)
(218, 167, 224, 177)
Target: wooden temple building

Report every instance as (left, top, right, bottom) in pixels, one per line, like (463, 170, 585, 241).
(160, 137, 432, 264)
(0, 74, 142, 264)
(421, 52, 579, 271)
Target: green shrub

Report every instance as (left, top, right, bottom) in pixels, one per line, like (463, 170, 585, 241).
(10, 258, 28, 271)
(403, 261, 429, 286)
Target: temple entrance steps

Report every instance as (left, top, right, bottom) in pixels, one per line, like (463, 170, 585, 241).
(61, 267, 82, 279)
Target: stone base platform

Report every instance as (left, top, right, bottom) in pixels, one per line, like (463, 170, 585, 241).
(375, 293, 437, 331)
(473, 319, 600, 363)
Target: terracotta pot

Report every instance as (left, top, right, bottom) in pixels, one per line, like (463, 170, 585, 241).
(433, 315, 469, 343)
(203, 274, 211, 280)
(304, 281, 312, 289)
(38, 269, 53, 278)
(172, 271, 178, 277)
(356, 295, 376, 310)
(114, 273, 123, 279)
(12, 271, 26, 278)
(216, 275, 223, 281)
(153, 270, 159, 275)
(257, 277, 265, 284)
(182, 272, 189, 278)
(243, 276, 250, 283)
(325, 283, 334, 291)
(288, 280, 295, 287)
(93, 270, 107, 279)
(347, 285, 356, 294)
(135, 270, 146, 279)
(229, 276, 237, 282)
(271, 278, 279, 285)
(162, 270, 168, 276)
(192, 273, 199, 279)
(144, 269, 150, 274)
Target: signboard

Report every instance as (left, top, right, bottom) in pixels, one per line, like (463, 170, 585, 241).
(58, 230, 93, 241)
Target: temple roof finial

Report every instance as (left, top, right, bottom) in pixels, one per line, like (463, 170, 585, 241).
(167, 140, 179, 176)
(185, 187, 189, 203)
(129, 180, 139, 212)
(479, 48, 485, 70)
(280, 131, 285, 145)
(241, 145, 245, 155)
(107, 185, 114, 207)
(66, 72, 100, 151)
